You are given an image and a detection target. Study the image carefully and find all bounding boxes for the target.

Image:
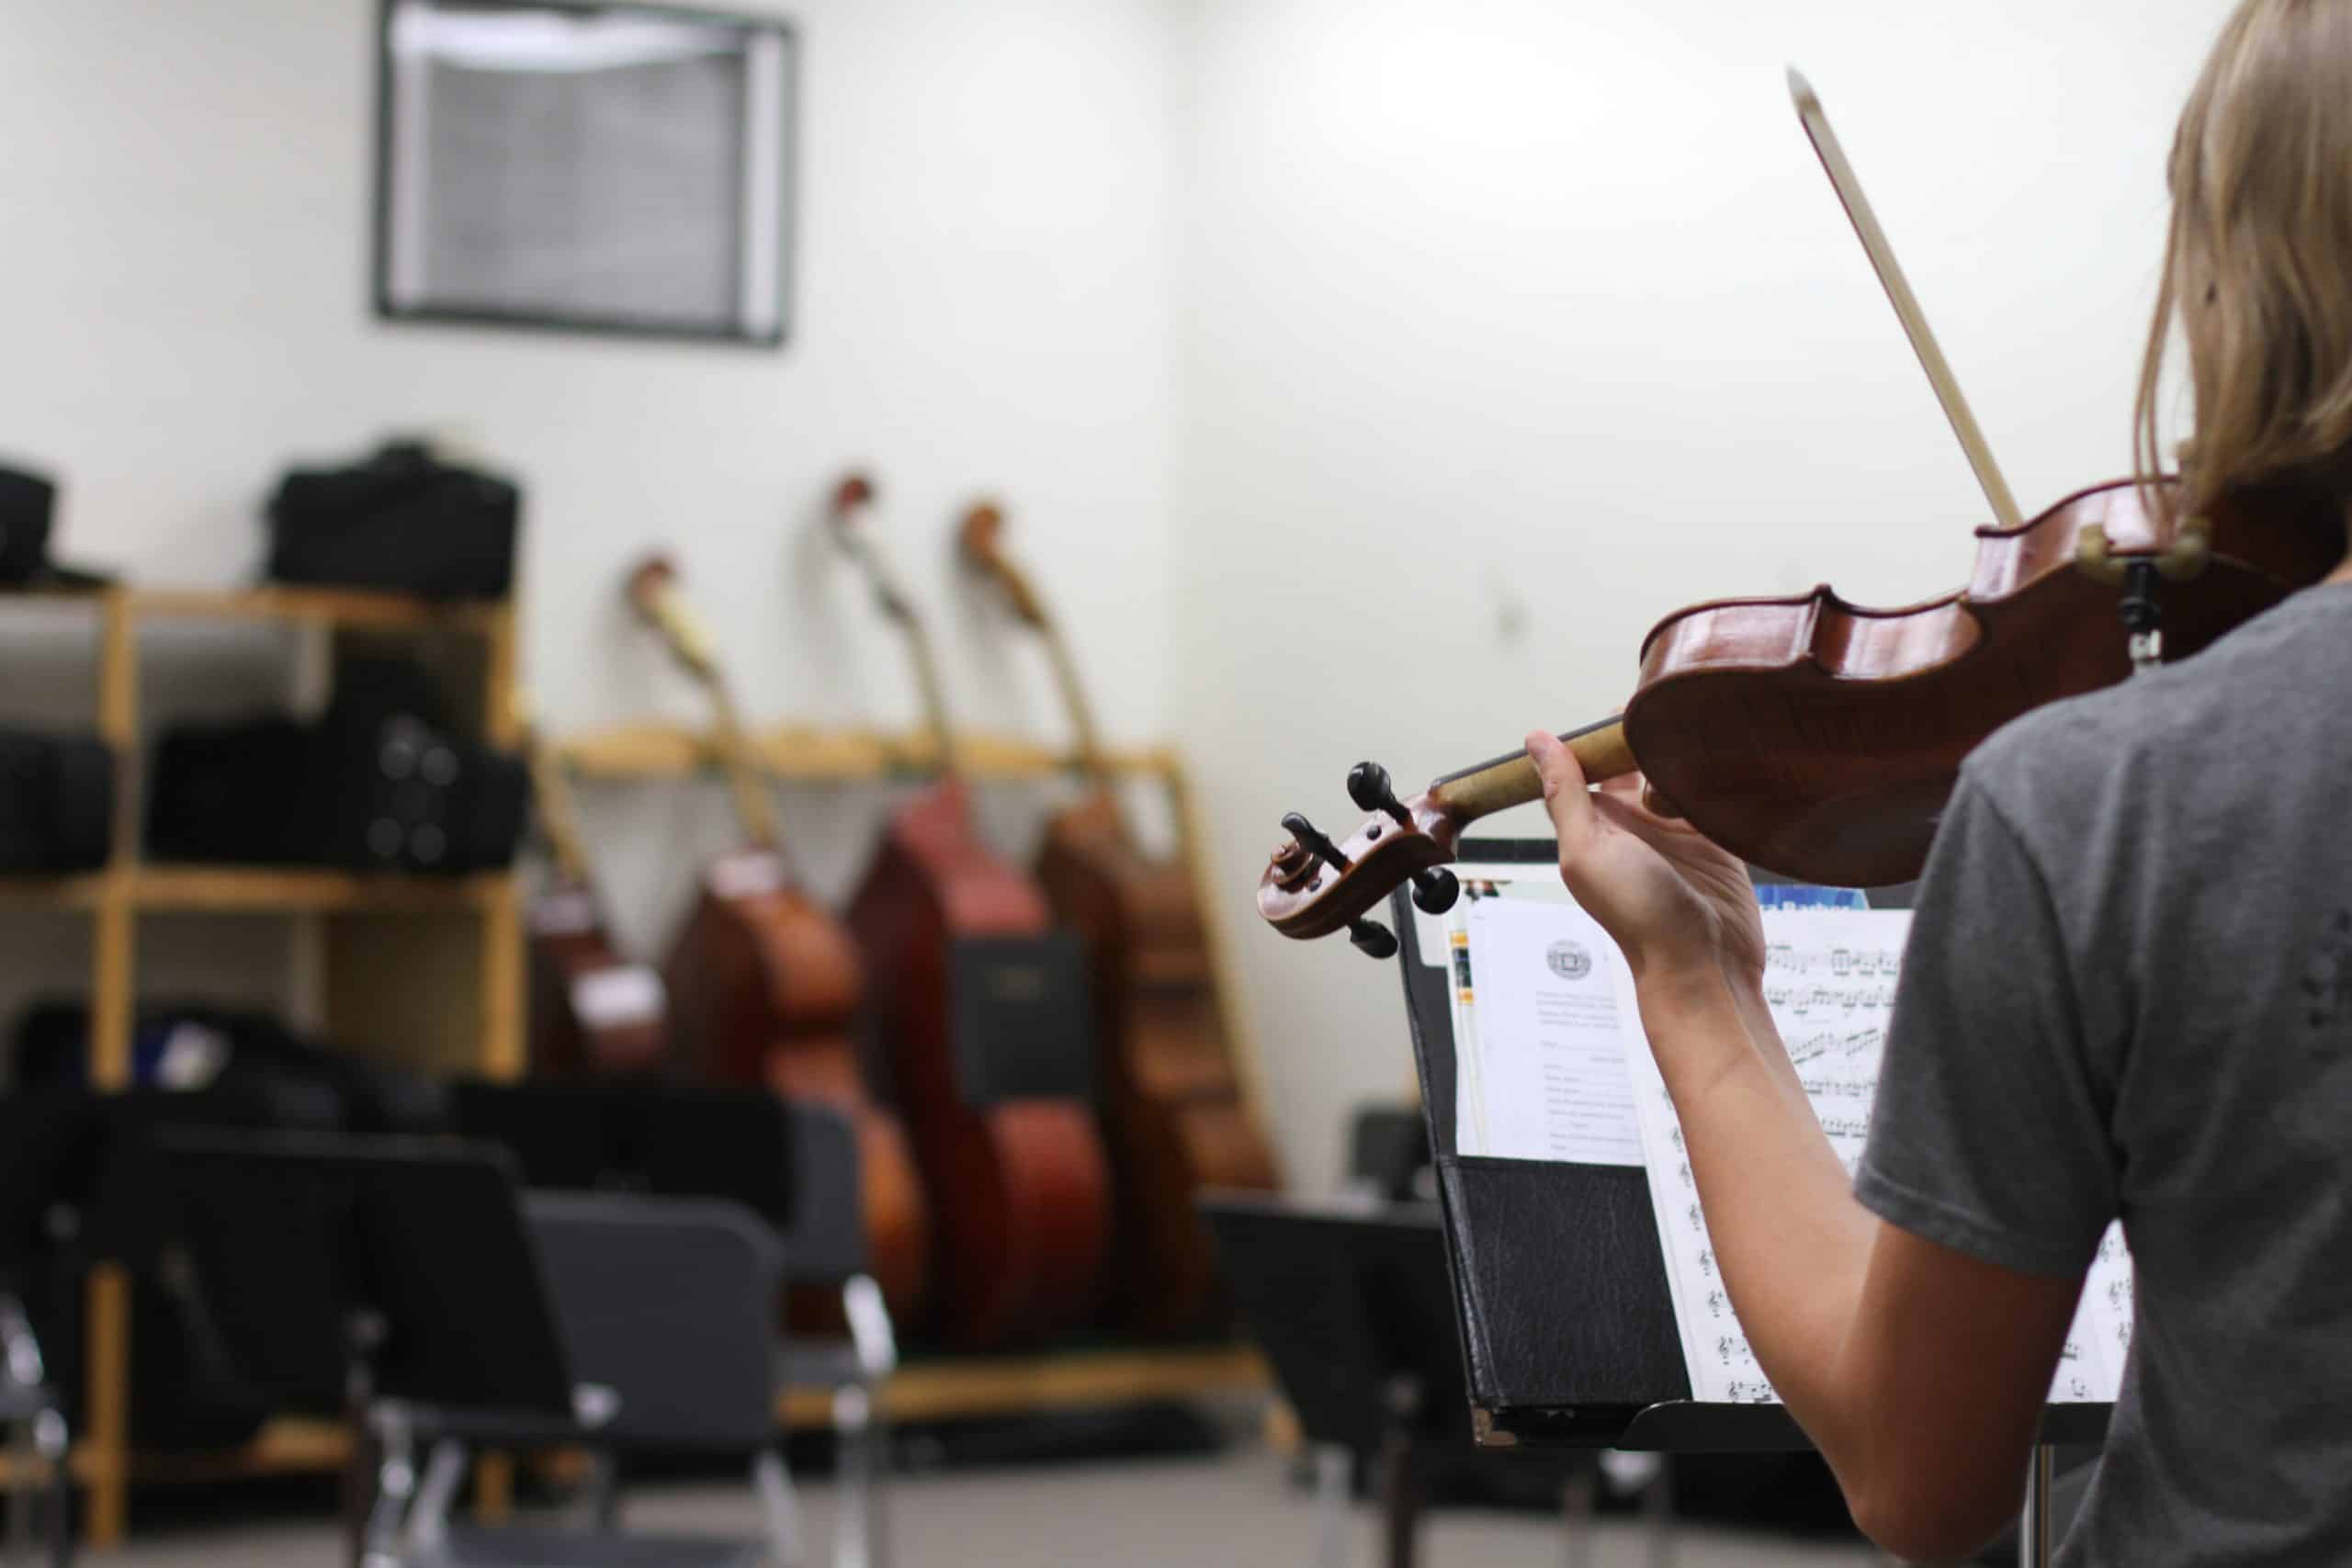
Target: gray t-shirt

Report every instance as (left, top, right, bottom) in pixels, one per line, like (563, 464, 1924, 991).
(1857, 578, 2352, 1566)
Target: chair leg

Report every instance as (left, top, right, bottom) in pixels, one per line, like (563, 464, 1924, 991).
(360, 1413, 421, 1568)
(752, 1448, 808, 1568)
(1641, 1456, 1673, 1568)
(34, 1410, 69, 1568)
(1313, 1444, 1353, 1568)
(585, 1450, 623, 1533)
(831, 1382, 890, 1568)
(1561, 1459, 1597, 1568)
(406, 1441, 469, 1558)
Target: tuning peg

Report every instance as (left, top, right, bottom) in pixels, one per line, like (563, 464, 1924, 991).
(1280, 812, 1352, 872)
(1411, 868, 1461, 915)
(1346, 761, 1412, 827)
(1348, 919, 1399, 960)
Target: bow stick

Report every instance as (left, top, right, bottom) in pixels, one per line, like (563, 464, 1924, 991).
(1788, 67, 2024, 530)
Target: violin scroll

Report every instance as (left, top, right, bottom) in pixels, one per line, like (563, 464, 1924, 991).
(1260, 762, 1466, 953)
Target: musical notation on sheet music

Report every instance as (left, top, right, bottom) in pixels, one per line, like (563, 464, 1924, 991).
(1623, 908, 1916, 1403)
(1623, 905, 2138, 1407)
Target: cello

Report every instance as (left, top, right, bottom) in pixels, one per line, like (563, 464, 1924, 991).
(626, 556, 931, 1319)
(1259, 71, 2342, 954)
(831, 475, 1114, 1348)
(959, 502, 1280, 1335)
(520, 699, 667, 1076)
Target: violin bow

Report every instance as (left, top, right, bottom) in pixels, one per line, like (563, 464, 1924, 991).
(1788, 68, 2024, 530)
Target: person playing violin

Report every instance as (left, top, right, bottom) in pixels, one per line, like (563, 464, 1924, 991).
(1526, 2, 2352, 1560)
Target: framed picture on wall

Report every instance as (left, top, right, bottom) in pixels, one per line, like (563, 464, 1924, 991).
(373, 0, 796, 346)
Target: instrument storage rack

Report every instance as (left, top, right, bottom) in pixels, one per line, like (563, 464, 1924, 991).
(0, 614, 1281, 1537)
(559, 724, 1278, 1437)
(0, 583, 526, 1547)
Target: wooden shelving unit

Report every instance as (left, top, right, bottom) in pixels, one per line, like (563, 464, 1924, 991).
(0, 583, 523, 1546)
(0, 614, 1272, 1538)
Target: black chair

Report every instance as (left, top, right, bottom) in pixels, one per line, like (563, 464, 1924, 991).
(452, 1079, 897, 1568)
(397, 1193, 794, 1568)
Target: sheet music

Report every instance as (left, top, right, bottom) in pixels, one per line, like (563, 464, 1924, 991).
(1449, 881, 1644, 1167)
(1611, 905, 2137, 1407)
(1615, 908, 1903, 1402)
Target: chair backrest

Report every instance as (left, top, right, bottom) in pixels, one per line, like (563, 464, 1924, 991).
(639, 1089, 865, 1284)
(525, 1191, 782, 1451)
(159, 1131, 577, 1419)
(447, 1079, 631, 1190)
(776, 1100, 867, 1283)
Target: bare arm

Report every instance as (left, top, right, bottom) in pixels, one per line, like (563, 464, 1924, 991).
(1527, 733, 2085, 1562)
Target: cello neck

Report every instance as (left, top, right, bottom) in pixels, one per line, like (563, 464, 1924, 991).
(958, 503, 1114, 795)
(831, 479, 962, 777)
(625, 560, 783, 852)
(518, 701, 595, 888)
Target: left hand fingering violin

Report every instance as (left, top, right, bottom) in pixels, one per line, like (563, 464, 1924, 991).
(1259, 71, 2345, 957)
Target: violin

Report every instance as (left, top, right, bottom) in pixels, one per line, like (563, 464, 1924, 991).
(520, 699, 668, 1076)
(832, 476, 1114, 1348)
(628, 557, 932, 1320)
(961, 502, 1281, 1336)
(1260, 72, 2344, 955)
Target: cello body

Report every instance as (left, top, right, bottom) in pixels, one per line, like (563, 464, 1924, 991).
(1036, 792, 1278, 1336)
(847, 781, 1114, 1348)
(663, 848, 932, 1321)
(526, 879, 667, 1076)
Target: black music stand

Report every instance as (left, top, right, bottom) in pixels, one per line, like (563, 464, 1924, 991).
(1391, 840, 2109, 1565)
(154, 1131, 578, 1566)
(1204, 1195, 1649, 1568)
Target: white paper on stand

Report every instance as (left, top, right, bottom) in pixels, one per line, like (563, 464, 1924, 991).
(1609, 904, 2134, 1406)
(1447, 883, 1644, 1167)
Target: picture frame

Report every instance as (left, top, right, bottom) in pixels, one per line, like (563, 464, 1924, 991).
(373, 0, 797, 347)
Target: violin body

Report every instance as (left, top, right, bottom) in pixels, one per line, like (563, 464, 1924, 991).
(847, 782, 1114, 1348)
(664, 849, 932, 1319)
(527, 881, 667, 1075)
(1037, 792, 1278, 1336)
(1261, 479, 2342, 940)
(1623, 479, 2335, 886)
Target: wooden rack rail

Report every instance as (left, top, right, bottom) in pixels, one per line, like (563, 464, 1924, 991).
(559, 719, 1182, 782)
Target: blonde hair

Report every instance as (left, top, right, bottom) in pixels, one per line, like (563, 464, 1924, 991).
(2137, 0, 2352, 532)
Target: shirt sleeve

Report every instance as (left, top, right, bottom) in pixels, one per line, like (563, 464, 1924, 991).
(1854, 768, 2119, 1279)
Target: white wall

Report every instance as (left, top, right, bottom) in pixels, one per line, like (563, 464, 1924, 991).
(0, 0, 1181, 1022)
(1171, 0, 2235, 1190)
(0, 0, 2244, 1190)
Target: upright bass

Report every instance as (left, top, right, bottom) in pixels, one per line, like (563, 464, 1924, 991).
(961, 502, 1279, 1335)
(628, 557, 931, 1319)
(520, 699, 667, 1077)
(831, 476, 1114, 1348)
(1259, 71, 2340, 954)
